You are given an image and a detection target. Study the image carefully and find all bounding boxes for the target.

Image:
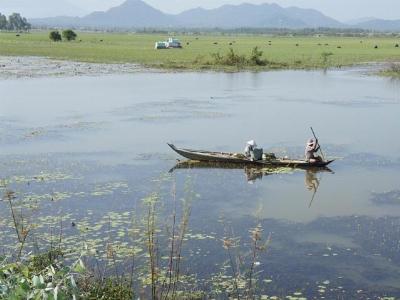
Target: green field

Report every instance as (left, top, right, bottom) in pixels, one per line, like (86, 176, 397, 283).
(0, 31, 400, 70)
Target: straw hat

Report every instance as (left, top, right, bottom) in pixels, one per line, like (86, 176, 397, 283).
(307, 138, 315, 146)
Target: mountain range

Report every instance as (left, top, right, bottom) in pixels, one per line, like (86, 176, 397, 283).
(30, 0, 400, 31)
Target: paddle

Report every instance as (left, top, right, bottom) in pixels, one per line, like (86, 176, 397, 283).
(310, 127, 325, 161)
(308, 187, 318, 208)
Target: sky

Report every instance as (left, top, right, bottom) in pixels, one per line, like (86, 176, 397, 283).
(0, 0, 398, 21)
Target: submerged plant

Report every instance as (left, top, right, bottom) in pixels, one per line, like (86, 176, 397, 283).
(214, 215, 271, 299)
(3, 189, 33, 260)
(141, 176, 194, 300)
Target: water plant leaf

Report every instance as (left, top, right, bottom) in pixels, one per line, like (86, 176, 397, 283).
(54, 285, 59, 300)
(73, 259, 86, 273)
(32, 275, 41, 288)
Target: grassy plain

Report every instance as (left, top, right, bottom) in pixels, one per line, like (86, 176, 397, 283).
(0, 31, 400, 70)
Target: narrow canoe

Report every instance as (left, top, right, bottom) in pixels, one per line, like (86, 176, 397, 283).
(168, 143, 334, 168)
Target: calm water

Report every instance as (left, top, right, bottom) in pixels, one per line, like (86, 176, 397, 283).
(1, 69, 400, 298)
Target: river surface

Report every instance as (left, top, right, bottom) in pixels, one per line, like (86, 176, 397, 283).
(1, 68, 400, 298)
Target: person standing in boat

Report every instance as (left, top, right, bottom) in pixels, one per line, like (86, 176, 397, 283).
(305, 138, 321, 162)
(244, 140, 257, 161)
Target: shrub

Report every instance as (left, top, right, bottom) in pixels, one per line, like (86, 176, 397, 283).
(210, 48, 246, 66)
(80, 278, 133, 300)
(249, 46, 267, 66)
(0, 255, 85, 299)
(49, 31, 62, 42)
(62, 29, 77, 41)
(225, 48, 247, 66)
(209, 47, 267, 67)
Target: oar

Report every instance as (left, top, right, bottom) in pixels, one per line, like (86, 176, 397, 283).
(308, 171, 322, 208)
(310, 127, 325, 161)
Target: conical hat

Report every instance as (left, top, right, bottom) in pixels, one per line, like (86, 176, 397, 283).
(247, 140, 257, 147)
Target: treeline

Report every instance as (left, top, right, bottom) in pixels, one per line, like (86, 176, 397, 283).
(134, 27, 399, 37)
(30, 25, 400, 37)
(0, 12, 31, 31)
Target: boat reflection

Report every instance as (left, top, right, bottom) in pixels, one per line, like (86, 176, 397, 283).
(169, 160, 333, 182)
(169, 160, 334, 208)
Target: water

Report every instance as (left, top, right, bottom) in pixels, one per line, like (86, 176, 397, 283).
(1, 69, 400, 298)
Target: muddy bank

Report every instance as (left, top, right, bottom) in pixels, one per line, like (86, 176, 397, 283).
(0, 56, 156, 79)
(0, 56, 393, 80)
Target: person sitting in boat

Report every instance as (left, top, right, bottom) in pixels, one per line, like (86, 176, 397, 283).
(305, 138, 321, 163)
(244, 140, 257, 160)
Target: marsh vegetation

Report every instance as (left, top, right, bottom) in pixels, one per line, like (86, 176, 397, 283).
(1, 32, 400, 71)
(0, 175, 273, 299)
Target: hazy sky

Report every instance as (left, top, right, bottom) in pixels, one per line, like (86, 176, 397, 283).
(0, 0, 398, 21)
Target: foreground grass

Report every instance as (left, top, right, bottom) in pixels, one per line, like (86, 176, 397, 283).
(0, 31, 400, 70)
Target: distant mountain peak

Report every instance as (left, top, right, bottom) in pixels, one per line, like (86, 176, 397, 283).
(106, 0, 159, 11)
(120, 0, 150, 6)
(118, 0, 146, 4)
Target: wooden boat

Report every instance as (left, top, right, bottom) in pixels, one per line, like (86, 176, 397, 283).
(168, 143, 334, 168)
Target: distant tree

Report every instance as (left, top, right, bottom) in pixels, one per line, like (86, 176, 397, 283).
(49, 31, 62, 42)
(0, 13, 7, 30)
(62, 29, 77, 41)
(7, 13, 31, 31)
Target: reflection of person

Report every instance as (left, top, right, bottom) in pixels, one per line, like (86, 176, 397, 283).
(306, 170, 321, 208)
(305, 138, 322, 163)
(244, 167, 264, 183)
(305, 170, 320, 193)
